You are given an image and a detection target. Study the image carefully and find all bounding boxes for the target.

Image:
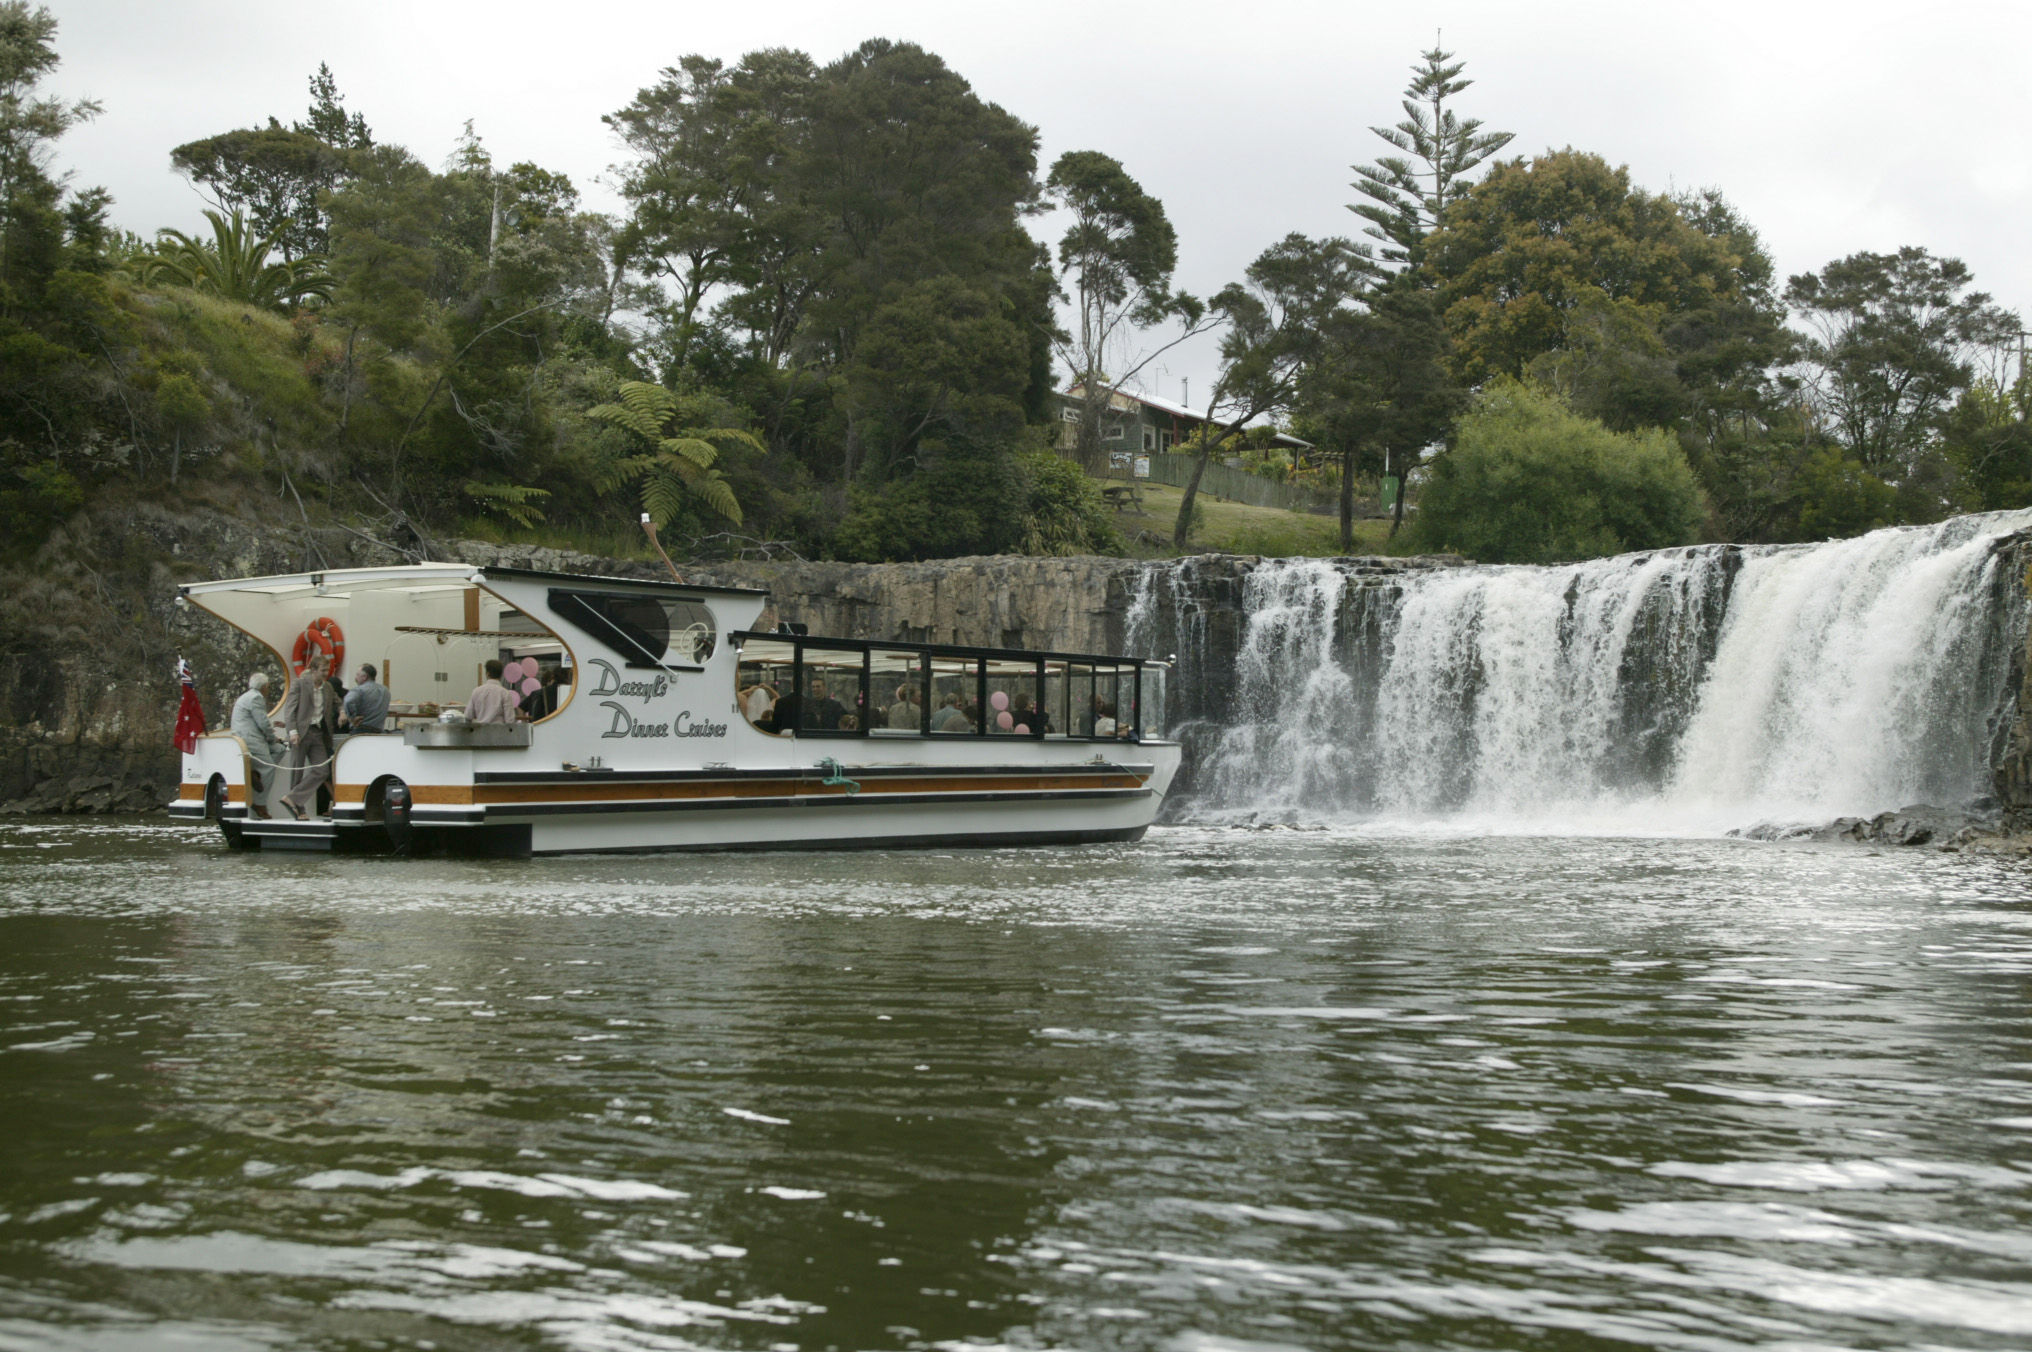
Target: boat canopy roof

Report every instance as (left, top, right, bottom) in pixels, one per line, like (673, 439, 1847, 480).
(178, 563, 769, 601)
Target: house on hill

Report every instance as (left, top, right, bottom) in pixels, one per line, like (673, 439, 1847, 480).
(1052, 386, 1309, 474)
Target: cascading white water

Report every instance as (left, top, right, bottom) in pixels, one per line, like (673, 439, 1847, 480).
(1152, 511, 2032, 832)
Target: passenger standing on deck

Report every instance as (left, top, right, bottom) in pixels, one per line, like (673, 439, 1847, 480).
(340, 663, 390, 733)
(277, 654, 338, 821)
(887, 685, 916, 729)
(230, 672, 282, 819)
(466, 659, 517, 724)
(521, 666, 560, 721)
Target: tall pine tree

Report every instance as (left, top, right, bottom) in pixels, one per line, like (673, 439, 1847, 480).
(1349, 44, 1511, 270)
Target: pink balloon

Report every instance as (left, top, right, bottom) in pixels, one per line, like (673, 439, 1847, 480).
(989, 691, 1009, 711)
(995, 710, 1014, 729)
(503, 661, 524, 683)
(520, 677, 541, 695)
(505, 689, 521, 709)
(1014, 722, 1029, 734)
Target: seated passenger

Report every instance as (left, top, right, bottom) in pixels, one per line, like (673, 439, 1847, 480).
(466, 659, 518, 724)
(763, 690, 799, 733)
(931, 692, 972, 733)
(740, 678, 776, 725)
(808, 679, 847, 731)
(340, 662, 390, 733)
(1093, 700, 1118, 738)
(887, 685, 916, 730)
(838, 713, 859, 732)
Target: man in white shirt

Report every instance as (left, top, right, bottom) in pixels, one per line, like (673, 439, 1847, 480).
(466, 659, 517, 724)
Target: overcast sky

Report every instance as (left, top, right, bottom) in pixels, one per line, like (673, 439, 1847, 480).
(45, 0, 2032, 406)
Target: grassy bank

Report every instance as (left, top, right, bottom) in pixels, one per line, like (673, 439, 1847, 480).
(1109, 482, 1401, 557)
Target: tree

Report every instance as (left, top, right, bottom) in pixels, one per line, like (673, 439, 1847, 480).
(608, 38, 1053, 509)
(154, 370, 208, 485)
(297, 63, 371, 151)
(840, 275, 1032, 482)
(0, 2, 95, 214)
(0, 0, 120, 500)
(0, 1, 98, 310)
(1785, 247, 2020, 489)
(1045, 149, 1202, 470)
(588, 380, 751, 527)
(1407, 379, 1704, 563)
(605, 56, 748, 373)
(1297, 279, 1458, 549)
(133, 208, 333, 309)
(1942, 359, 2032, 513)
(1349, 43, 1511, 270)
(322, 144, 436, 432)
(1429, 150, 1749, 393)
(170, 127, 342, 261)
(1172, 234, 1376, 548)
(168, 65, 372, 260)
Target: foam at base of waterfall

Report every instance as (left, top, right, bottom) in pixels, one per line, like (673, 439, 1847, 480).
(1161, 510, 2032, 835)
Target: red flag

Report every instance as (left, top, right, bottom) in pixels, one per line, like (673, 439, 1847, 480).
(172, 658, 206, 755)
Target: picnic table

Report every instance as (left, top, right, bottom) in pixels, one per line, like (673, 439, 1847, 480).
(1100, 484, 1145, 512)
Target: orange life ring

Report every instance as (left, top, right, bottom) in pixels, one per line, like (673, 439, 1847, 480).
(291, 617, 346, 676)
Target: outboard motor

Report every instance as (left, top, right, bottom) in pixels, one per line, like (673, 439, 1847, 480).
(383, 781, 414, 855)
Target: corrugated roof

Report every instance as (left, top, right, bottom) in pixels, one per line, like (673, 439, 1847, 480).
(1060, 386, 1312, 449)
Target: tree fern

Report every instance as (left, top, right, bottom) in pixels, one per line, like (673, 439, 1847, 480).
(464, 480, 553, 528)
(587, 380, 756, 527)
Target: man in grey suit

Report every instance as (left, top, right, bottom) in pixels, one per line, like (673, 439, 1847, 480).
(229, 672, 283, 819)
(277, 653, 339, 821)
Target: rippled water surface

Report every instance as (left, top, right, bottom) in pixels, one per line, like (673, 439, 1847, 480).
(3, 819, 2032, 1351)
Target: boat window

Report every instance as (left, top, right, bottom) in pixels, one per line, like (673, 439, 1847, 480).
(984, 656, 1043, 737)
(549, 590, 717, 668)
(870, 649, 926, 734)
(736, 638, 796, 734)
(926, 656, 982, 735)
(1137, 664, 1167, 739)
(1067, 663, 1129, 740)
(796, 643, 868, 736)
(1041, 660, 1071, 736)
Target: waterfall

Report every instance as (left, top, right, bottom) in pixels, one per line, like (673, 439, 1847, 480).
(1141, 511, 2032, 832)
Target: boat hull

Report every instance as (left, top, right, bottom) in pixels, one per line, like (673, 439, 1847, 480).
(180, 748, 1180, 857)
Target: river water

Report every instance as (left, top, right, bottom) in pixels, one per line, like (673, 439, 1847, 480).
(4, 818, 2032, 1351)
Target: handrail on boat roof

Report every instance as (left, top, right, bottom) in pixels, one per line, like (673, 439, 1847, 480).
(729, 630, 1165, 668)
(178, 562, 770, 600)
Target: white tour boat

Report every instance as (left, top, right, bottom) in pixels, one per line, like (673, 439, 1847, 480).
(167, 563, 1179, 855)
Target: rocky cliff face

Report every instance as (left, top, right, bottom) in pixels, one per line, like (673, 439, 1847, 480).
(689, 556, 1148, 655)
(1991, 538, 2032, 823)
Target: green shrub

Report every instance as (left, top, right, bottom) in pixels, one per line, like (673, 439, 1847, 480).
(0, 461, 84, 559)
(833, 447, 1026, 562)
(1407, 379, 1705, 563)
(1787, 447, 1899, 540)
(1017, 450, 1123, 556)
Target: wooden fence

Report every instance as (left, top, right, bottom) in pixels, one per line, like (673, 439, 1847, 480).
(1141, 453, 1340, 514)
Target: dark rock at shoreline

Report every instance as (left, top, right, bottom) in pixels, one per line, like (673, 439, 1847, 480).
(1731, 802, 2003, 848)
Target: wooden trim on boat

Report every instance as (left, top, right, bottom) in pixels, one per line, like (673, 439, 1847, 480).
(333, 769, 1147, 809)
